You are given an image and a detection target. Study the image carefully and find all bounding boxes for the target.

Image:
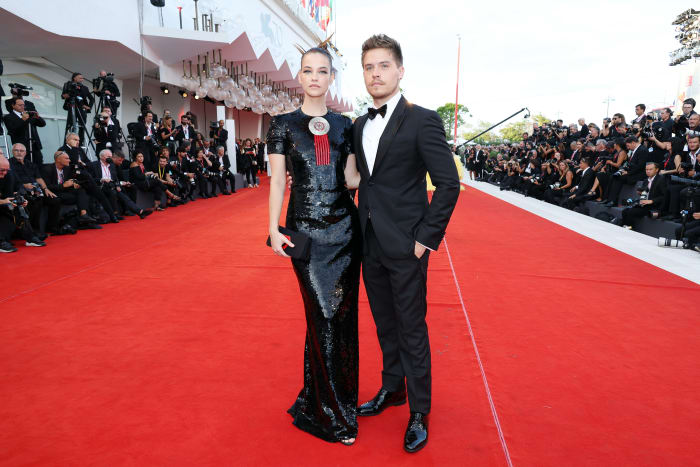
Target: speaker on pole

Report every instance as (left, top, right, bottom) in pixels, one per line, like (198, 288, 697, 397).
(150, 0, 165, 7)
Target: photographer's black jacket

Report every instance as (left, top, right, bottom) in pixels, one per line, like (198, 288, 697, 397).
(9, 158, 41, 184)
(94, 118, 122, 151)
(0, 171, 19, 199)
(88, 160, 119, 182)
(62, 82, 94, 111)
(645, 175, 668, 208)
(41, 164, 81, 193)
(59, 144, 90, 166)
(626, 144, 648, 181)
(3, 111, 45, 150)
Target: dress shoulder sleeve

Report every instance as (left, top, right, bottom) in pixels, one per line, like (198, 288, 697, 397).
(340, 115, 354, 158)
(266, 116, 287, 155)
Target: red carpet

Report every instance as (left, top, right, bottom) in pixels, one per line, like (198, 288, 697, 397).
(1, 181, 698, 466)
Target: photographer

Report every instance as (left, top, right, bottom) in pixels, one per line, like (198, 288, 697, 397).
(133, 111, 158, 170)
(93, 107, 122, 153)
(62, 72, 94, 146)
(154, 152, 184, 207)
(89, 149, 135, 220)
(561, 156, 596, 210)
(604, 136, 648, 207)
(3, 97, 46, 166)
(57, 133, 118, 223)
(175, 115, 195, 155)
(170, 145, 196, 201)
(618, 162, 667, 228)
(210, 119, 228, 152)
(158, 115, 179, 155)
(92, 70, 120, 114)
(0, 152, 46, 252)
(41, 150, 100, 233)
(645, 125, 671, 165)
(632, 104, 648, 126)
(129, 151, 164, 211)
(193, 149, 214, 198)
(211, 146, 234, 195)
(665, 132, 700, 220)
(9, 143, 54, 236)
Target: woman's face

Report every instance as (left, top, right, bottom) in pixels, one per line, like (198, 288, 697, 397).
(136, 153, 144, 163)
(558, 161, 567, 172)
(298, 52, 334, 99)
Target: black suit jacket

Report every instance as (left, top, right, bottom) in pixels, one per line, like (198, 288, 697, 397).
(573, 167, 596, 196)
(645, 174, 668, 208)
(626, 145, 648, 181)
(94, 118, 121, 151)
(3, 111, 46, 149)
(58, 144, 90, 166)
(133, 121, 158, 151)
(353, 95, 460, 258)
(211, 154, 231, 171)
(41, 164, 81, 193)
(89, 160, 119, 182)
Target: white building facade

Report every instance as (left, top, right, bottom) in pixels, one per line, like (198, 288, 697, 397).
(0, 0, 352, 163)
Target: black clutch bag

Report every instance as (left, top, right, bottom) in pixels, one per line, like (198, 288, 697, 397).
(266, 226, 311, 260)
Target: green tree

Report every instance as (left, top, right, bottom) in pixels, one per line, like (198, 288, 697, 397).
(531, 113, 551, 126)
(499, 120, 528, 143)
(436, 103, 469, 140)
(461, 121, 500, 145)
(353, 94, 374, 118)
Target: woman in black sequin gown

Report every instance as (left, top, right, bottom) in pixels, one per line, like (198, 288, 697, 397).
(267, 49, 362, 444)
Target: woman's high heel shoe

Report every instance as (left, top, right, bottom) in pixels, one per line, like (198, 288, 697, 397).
(339, 437, 356, 446)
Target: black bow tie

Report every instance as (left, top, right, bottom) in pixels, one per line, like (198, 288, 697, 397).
(367, 105, 387, 120)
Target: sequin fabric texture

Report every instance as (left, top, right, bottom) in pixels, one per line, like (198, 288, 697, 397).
(267, 109, 362, 442)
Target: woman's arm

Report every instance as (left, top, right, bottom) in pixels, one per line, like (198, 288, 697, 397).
(268, 153, 294, 257)
(344, 154, 361, 189)
(660, 154, 681, 175)
(561, 170, 574, 189)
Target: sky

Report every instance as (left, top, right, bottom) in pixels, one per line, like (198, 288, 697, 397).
(331, 0, 694, 133)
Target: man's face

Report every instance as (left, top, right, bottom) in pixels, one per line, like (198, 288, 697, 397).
(203, 141, 210, 147)
(56, 153, 70, 168)
(596, 142, 606, 151)
(626, 141, 637, 151)
(100, 150, 112, 162)
(12, 145, 26, 162)
(645, 164, 658, 178)
(145, 113, 153, 124)
(181, 118, 188, 125)
(159, 158, 167, 168)
(217, 148, 225, 157)
(99, 71, 107, 78)
(362, 48, 404, 101)
(73, 74, 83, 83)
(12, 99, 25, 113)
(0, 159, 8, 179)
(112, 156, 123, 166)
(635, 106, 644, 116)
(612, 116, 620, 125)
(687, 137, 699, 152)
(104, 107, 112, 117)
(219, 120, 224, 127)
(661, 110, 670, 121)
(683, 103, 693, 115)
(578, 119, 585, 126)
(689, 114, 700, 129)
(590, 127, 599, 138)
(66, 135, 79, 148)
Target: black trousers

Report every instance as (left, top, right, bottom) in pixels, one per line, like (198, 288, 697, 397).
(676, 219, 700, 244)
(607, 175, 639, 204)
(621, 205, 651, 226)
(45, 189, 89, 232)
(362, 220, 431, 414)
(0, 214, 15, 241)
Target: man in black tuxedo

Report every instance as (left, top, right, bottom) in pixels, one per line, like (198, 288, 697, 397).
(605, 136, 648, 206)
(210, 119, 228, 151)
(175, 115, 196, 155)
(62, 72, 94, 146)
(41, 150, 99, 232)
(561, 156, 596, 210)
(133, 111, 158, 169)
(352, 35, 460, 453)
(619, 162, 667, 227)
(59, 132, 91, 167)
(3, 97, 46, 166)
(212, 145, 235, 193)
(632, 104, 648, 126)
(93, 107, 122, 153)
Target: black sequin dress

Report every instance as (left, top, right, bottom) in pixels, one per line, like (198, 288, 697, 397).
(266, 109, 362, 442)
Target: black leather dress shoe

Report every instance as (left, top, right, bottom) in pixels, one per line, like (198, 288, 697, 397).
(357, 387, 406, 416)
(404, 412, 428, 453)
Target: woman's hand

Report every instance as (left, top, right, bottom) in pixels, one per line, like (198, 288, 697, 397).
(269, 229, 295, 258)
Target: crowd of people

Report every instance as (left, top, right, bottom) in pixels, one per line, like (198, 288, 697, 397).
(464, 100, 700, 253)
(0, 72, 268, 254)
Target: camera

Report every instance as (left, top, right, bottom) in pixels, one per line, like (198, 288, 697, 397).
(7, 83, 32, 97)
(658, 237, 687, 249)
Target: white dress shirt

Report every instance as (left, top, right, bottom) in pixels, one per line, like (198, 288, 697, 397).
(362, 91, 402, 176)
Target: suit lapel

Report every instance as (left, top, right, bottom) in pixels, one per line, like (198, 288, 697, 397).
(373, 96, 408, 175)
(355, 114, 370, 175)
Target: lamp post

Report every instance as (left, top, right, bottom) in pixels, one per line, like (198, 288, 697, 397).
(453, 34, 461, 151)
(603, 96, 615, 118)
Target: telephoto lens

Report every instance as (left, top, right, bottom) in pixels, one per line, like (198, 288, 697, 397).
(657, 237, 686, 248)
